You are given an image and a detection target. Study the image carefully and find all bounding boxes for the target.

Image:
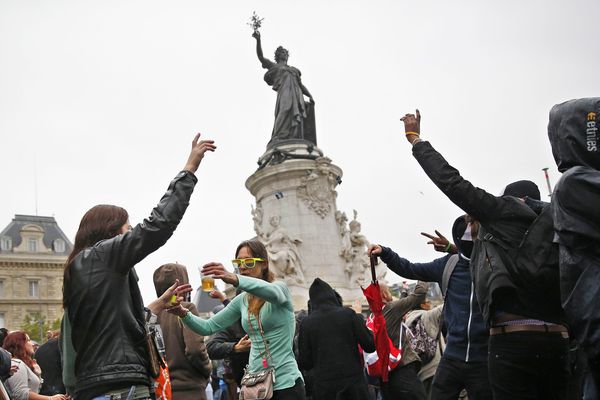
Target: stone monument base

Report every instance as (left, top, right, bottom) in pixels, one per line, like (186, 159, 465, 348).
(247, 143, 385, 310)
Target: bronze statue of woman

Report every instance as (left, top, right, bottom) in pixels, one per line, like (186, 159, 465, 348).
(252, 31, 316, 147)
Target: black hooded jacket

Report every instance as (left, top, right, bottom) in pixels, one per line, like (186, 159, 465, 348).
(549, 97, 600, 253)
(298, 279, 374, 398)
(412, 141, 564, 324)
(549, 97, 600, 357)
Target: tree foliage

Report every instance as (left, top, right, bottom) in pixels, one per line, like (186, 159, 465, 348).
(21, 312, 61, 343)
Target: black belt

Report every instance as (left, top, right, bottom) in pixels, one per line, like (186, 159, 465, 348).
(96, 385, 150, 400)
(489, 324, 569, 338)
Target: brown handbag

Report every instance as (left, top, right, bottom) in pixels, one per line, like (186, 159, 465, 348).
(239, 306, 275, 400)
(146, 330, 165, 379)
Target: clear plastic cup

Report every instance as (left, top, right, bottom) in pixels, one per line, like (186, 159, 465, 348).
(200, 267, 215, 292)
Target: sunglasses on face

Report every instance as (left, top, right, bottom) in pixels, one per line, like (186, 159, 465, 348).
(231, 258, 265, 269)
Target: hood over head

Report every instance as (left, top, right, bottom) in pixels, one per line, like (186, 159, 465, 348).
(548, 97, 600, 172)
(501, 180, 540, 200)
(452, 215, 474, 258)
(308, 278, 343, 311)
(153, 263, 190, 299)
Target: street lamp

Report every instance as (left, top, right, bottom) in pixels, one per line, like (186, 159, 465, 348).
(542, 168, 553, 197)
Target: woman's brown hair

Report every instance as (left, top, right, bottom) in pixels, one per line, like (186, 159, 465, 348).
(63, 204, 129, 308)
(235, 239, 274, 315)
(3, 331, 35, 371)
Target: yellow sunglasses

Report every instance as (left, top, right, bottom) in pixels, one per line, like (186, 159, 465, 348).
(231, 258, 265, 269)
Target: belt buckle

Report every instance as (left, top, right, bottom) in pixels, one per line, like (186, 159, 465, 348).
(110, 390, 129, 400)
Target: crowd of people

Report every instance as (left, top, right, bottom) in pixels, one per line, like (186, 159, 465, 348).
(0, 97, 598, 400)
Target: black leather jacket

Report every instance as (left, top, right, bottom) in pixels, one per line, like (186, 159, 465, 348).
(66, 170, 197, 399)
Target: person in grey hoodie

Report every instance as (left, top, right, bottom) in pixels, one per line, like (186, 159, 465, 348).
(153, 263, 212, 400)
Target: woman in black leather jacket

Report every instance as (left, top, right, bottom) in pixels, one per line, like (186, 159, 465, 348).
(62, 134, 215, 400)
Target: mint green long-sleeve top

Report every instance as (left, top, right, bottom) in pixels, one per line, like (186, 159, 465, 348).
(181, 275, 302, 390)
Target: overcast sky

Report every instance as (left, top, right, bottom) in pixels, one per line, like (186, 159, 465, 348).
(1, 0, 598, 304)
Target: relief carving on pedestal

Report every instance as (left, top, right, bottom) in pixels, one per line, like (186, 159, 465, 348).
(263, 215, 305, 284)
(297, 157, 338, 219)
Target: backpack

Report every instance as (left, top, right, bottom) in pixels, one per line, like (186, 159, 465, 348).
(407, 315, 438, 365)
(471, 199, 560, 322)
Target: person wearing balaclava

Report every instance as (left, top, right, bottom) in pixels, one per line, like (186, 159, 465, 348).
(399, 110, 567, 399)
(548, 97, 600, 396)
(370, 215, 491, 400)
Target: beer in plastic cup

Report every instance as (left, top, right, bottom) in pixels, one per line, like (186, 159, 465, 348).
(199, 267, 215, 292)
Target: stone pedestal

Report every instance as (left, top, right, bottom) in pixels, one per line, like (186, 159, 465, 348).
(246, 143, 385, 309)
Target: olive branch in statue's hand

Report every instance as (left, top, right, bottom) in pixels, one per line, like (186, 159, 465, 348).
(248, 11, 264, 34)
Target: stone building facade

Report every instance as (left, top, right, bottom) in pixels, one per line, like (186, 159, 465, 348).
(0, 215, 73, 331)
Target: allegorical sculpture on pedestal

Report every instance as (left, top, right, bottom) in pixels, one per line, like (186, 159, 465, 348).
(251, 204, 305, 285)
(249, 12, 317, 149)
(338, 210, 387, 287)
(264, 215, 305, 284)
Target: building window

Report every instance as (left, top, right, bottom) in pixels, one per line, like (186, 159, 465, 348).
(27, 238, 38, 253)
(0, 280, 4, 298)
(0, 313, 4, 328)
(53, 239, 65, 253)
(28, 280, 39, 298)
(0, 236, 11, 251)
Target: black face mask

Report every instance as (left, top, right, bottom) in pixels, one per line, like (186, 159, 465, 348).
(460, 240, 474, 259)
(452, 215, 475, 258)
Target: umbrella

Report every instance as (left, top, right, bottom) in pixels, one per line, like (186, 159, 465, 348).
(361, 254, 392, 382)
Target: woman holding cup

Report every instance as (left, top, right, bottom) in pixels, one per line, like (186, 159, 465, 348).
(166, 239, 305, 400)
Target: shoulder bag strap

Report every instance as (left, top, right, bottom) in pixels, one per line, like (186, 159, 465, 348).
(398, 322, 404, 351)
(441, 254, 460, 299)
(247, 304, 273, 366)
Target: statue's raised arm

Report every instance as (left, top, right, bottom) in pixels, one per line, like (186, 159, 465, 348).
(252, 31, 273, 69)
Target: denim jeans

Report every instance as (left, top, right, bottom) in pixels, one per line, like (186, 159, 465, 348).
(430, 356, 492, 400)
(488, 331, 569, 399)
